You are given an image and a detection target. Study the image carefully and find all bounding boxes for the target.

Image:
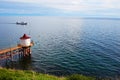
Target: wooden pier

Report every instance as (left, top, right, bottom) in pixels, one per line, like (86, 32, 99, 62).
(0, 42, 34, 60)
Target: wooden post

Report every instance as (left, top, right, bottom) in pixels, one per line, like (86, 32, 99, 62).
(10, 51, 13, 61)
(19, 49, 20, 58)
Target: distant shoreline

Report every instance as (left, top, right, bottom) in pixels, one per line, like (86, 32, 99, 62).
(0, 16, 120, 20)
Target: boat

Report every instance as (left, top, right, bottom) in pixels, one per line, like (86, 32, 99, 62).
(16, 22, 27, 25)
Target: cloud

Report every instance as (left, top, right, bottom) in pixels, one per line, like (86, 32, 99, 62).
(0, 1, 63, 16)
(0, 0, 120, 17)
(2, 0, 120, 11)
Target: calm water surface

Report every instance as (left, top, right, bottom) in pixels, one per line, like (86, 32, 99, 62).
(0, 16, 120, 77)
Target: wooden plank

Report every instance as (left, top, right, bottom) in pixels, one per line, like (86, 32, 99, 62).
(0, 46, 21, 55)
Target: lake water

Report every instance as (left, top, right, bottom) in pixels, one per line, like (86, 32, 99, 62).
(0, 16, 120, 77)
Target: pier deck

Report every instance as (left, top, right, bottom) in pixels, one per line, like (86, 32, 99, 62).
(0, 46, 21, 55)
(0, 42, 34, 60)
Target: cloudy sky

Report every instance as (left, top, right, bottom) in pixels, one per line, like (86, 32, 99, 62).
(0, 0, 120, 18)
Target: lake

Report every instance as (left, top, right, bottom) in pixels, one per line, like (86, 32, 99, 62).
(0, 16, 120, 77)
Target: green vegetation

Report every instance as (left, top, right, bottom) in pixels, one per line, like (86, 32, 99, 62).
(0, 68, 95, 80)
(66, 74, 95, 80)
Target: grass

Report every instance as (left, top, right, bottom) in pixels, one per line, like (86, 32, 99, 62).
(66, 74, 95, 80)
(0, 68, 96, 80)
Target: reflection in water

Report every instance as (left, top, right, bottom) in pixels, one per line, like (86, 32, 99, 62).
(1, 55, 32, 70)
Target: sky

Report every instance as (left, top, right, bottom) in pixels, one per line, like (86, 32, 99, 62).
(0, 0, 120, 18)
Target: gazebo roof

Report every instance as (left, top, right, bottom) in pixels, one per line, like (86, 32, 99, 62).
(20, 34, 30, 39)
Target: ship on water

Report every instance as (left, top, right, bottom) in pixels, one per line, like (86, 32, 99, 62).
(16, 22, 27, 25)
